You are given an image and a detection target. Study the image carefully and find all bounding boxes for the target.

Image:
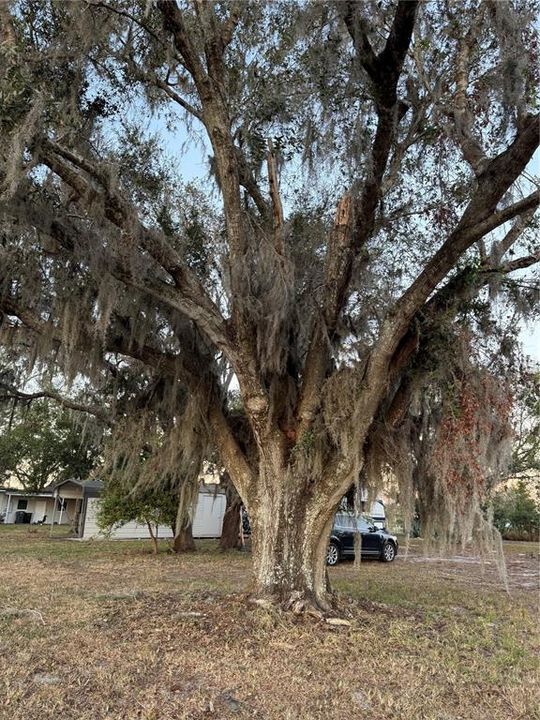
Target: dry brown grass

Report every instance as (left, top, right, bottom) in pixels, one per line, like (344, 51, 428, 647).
(0, 526, 538, 720)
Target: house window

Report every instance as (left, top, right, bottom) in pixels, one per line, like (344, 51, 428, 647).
(17, 499, 28, 510)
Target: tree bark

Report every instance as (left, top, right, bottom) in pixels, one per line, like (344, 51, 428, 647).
(172, 522, 196, 553)
(173, 493, 196, 553)
(219, 496, 242, 551)
(146, 520, 159, 554)
(247, 458, 337, 611)
(250, 503, 335, 611)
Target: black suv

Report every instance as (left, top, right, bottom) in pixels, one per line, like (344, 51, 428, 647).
(326, 513, 398, 565)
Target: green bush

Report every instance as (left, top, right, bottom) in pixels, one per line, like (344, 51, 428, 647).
(97, 479, 178, 552)
(492, 479, 540, 541)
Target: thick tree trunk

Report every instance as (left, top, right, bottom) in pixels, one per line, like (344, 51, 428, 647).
(219, 496, 242, 550)
(248, 467, 337, 611)
(250, 503, 335, 611)
(172, 521, 196, 553)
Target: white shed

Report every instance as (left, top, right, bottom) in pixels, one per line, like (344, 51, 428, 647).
(51, 479, 227, 541)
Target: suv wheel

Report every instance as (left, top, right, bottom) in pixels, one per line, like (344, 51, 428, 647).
(326, 542, 340, 566)
(380, 541, 396, 563)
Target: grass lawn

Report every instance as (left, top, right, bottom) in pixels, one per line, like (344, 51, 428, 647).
(0, 525, 538, 720)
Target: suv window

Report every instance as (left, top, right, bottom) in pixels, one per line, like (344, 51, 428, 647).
(357, 518, 370, 532)
(334, 513, 356, 530)
(334, 513, 375, 533)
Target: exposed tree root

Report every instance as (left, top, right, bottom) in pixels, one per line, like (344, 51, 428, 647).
(248, 589, 337, 620)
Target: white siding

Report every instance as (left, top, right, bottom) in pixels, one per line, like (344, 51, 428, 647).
(4, 496, 45, 524)
(81, 498, 172, 540)
(32, 499, 48, 523)
(1, 495, 75, 524)
(0, 492, 8, 515)
(82, 492, 226, 540)
(192, 493, 226, 538)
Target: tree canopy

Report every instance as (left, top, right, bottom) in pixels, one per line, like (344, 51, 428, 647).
(0, 396, 100, 492)
(492, 478, 540, 540)
(0, 0, 538, 609)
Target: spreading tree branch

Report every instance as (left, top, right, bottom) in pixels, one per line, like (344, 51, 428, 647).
(35, 139, 232, 358)
(266, 140, 284, 255)
(0, 294, 254, 499)
(393, 114, 539, 329)
(341, 0, 417, 108)
(298, 2, 418, 435)
(158, 0, 272, 409)
(385, 249, 540, 428)
(451, 7, 489, 175)
(0, 382, 111, 425)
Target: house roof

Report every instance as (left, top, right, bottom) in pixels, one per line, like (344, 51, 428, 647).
(1, 488, 54, 498)
(53, 478, 104, 498)
(3, 479, 224, 500)
(0, 485, 33, 494)
(79, 479, 104, 497)
(0, 479, 102, 498)
(53, 477, 102, 489)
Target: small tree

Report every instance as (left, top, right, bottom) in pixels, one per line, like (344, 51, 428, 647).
(100, 404, 206, 552)
(97, 478, 178, 553)
(492, 479, 540, 541)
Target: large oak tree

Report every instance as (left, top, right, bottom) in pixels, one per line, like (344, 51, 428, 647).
(0, 0, 538, 609)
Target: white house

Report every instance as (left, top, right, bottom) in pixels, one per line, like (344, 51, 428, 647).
(0, 485, 71, 526)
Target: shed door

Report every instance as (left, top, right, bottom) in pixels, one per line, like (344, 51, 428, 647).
(192, 494, 225, 538)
